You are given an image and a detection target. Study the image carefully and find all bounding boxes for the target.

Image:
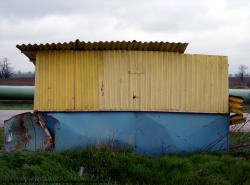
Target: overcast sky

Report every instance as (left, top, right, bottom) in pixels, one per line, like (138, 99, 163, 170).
(0, 0, 249, 74)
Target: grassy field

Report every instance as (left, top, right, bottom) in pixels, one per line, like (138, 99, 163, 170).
(0, 128, 3, 147)
(244, 104, 250, 113)
(1, 149, 250, 185)
(0, 128, 250, 185)
(0, 102, 33, 110)
(230, 132, 250, 146)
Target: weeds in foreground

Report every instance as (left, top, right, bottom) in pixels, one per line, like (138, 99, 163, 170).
(0, 129, 250, 184)
(0, 147, 249, 185)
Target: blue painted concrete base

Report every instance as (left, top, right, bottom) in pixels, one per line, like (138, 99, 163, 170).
(41, 112, 229, 155)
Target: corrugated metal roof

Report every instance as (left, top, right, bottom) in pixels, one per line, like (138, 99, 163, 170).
(16, 40, 188, 62)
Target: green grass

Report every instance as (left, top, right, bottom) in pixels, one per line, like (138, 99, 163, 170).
(0, 129, 250, 184)
(230, 132, 250, 146)
(244, 104, 250, 113)
(0, 148, 249, 184)
(0, 102, 33, 110)
(229, 132, 250, 156)
(0, 128, 3, 148)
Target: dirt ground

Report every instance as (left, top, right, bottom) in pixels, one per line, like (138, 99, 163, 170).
(0, 110, 33, 127)
(0, 78, 34, 86)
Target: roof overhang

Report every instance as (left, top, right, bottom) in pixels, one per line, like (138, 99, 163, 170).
(16, 40, 189, 63)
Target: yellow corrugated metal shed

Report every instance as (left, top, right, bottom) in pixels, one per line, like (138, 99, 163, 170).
(16, 40, 188, 62)
(17, 40, 228, 114)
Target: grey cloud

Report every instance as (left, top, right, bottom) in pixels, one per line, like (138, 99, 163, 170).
(0, 0, 131, 18)
(0, 0, 249, 73)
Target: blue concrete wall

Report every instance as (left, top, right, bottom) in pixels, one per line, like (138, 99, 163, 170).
(41, 112, 229, 155)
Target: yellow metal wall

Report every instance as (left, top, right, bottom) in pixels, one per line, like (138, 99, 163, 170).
(35, 51, 75, 111)
(35, 50, 228, 113)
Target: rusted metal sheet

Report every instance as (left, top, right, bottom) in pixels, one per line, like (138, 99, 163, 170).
(4, 112, 52, 152)
(17, 40, 188, 62)
(230, 114, 245, 125)
(34, 51, 228, 113)
(37, 114, 53, 150)
(229, 95, 246, 125)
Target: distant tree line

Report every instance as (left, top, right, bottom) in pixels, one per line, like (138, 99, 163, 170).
(12, 71, 35, 78)
(0, 57, 34, 79)
(229, 64, 249, 82)
(0, 58, 12, 78)
(0, 57, 249, 81)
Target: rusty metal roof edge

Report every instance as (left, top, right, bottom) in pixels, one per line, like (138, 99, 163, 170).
(16, 40, 189, 62)
(16, 40, 189, 51)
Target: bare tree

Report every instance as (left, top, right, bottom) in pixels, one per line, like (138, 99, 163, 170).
(238, 64, 248, 82)
(0, 57, 13, 79)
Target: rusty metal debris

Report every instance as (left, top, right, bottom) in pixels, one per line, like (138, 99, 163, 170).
(37, 114, 53, 151)
(229, 95, 246, 125)
(8, 113, 31, 151)
(4, 112, 53, 152)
